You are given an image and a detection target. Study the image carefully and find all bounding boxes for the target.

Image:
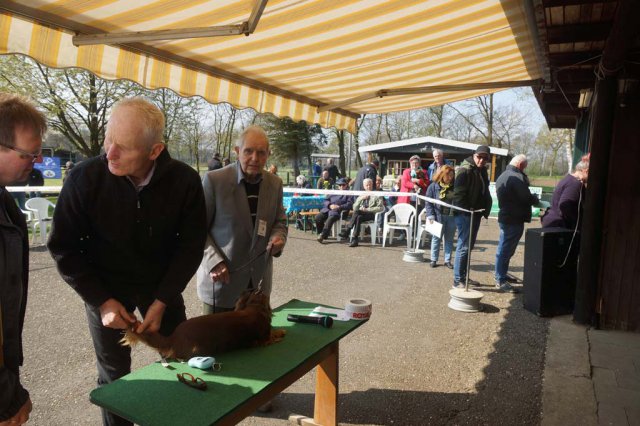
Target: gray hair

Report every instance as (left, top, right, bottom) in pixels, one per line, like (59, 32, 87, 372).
(363, 178, 373, 186)
(432, 148, 443, 157)
(296, 174, 306, 185)
(111, 97, 164, 147)
(574, 160, 589, 172)
(236, 125, 269, 148)
(510, 154, 527, 167)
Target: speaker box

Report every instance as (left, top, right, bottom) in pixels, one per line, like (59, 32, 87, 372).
(523, 227, 578, 317)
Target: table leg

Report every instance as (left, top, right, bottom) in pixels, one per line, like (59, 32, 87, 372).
(314, 342, 338, 426)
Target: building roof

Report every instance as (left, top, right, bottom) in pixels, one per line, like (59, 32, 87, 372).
(358, 136, 509, 157)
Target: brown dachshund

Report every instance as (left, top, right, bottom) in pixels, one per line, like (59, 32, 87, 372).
(121, 290, 285, 359)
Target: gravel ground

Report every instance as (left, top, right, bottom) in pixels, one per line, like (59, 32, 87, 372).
(21, 218, 549, 425)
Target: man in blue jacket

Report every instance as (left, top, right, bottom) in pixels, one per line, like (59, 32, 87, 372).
(315, 178, 353, 243)
(0, 93, 46, 426)
(494, 154, 539, 293)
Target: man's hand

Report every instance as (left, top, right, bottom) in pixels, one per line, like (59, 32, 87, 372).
(136, 299, 166, 334)
(99, 298, 137, 330)
(0, 398, 32, 425)
(329, 204, 339, 210)
(210, 261, 230, 284)
(267, 236, 285, 256)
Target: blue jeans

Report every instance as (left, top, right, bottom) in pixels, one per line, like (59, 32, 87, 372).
(453, 214, 482, 283)
(430, 215, 456, 263)
(494, 222, 524, 283)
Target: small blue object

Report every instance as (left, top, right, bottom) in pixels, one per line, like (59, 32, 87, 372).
(188, 356, 215, 370)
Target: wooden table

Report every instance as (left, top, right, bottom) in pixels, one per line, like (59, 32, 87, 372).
(90, 299, 367, 426)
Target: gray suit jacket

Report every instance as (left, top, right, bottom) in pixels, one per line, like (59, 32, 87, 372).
(196, 163, 288, 308)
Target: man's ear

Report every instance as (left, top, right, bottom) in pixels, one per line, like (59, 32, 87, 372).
(234, 146, 240, 156)
(149, 143, 165, 161)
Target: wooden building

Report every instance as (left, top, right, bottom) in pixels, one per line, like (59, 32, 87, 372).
(532, 0, 640, 331)
(358, 136, 509, 182)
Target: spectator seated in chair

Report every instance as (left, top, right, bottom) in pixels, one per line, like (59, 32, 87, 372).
(316, 170, 334, 190)
(338, 178, 384, 247)
(315, 178, 353, 243)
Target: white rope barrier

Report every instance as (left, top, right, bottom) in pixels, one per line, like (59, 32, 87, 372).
(6, 186, 63, 193)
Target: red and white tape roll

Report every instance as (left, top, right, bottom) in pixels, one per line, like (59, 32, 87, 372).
(345, 299, 372, 320)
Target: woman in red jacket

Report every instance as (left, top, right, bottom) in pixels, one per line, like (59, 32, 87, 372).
(397, 155, 429, 205)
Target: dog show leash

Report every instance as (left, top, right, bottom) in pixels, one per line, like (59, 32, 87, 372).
(212, 249, 270, 312)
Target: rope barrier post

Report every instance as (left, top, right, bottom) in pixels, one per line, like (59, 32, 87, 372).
(465, 210, 474, 292)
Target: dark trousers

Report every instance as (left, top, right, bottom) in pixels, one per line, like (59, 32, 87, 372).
(348, 211, 375, 237)
(315, 212, 340, 237)
(85, 295, 186, 426)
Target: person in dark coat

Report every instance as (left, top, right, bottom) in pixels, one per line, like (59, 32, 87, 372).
(0, 93, 47, 426)
(324, 158, 341, 180)
(48, 98, 206, 426)
(352, 159, 379, 190)
(207, 152, 223, 171)
(315, 177, 353, 243)
(452, 145, 493, 288)
(541, 159, 589, 231)
(494, 155, 539, 292)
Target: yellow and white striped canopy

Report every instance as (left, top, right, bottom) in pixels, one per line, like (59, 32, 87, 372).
(0, 0, 542, 133)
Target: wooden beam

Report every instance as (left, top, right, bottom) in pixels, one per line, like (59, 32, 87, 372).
(548, 51, 602, 67)
(246, 0, 268, 35)
(546, 22, 612, 44)
(317, 79, 542, 113)
(542, 0, 616, 6)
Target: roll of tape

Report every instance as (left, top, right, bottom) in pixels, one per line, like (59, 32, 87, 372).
(345, 299, 372, 320)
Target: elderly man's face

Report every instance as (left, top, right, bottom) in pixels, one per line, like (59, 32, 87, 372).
(104, 106, 163, 180)
(363, 180, 373, 191)
(322, 170, 329, 179)
(0, 125, 42, 186)
(434, 151, 443, 163)
(235, 130, 269, 179)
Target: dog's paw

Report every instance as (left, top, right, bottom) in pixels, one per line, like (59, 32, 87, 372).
(268, 329, 287, 344)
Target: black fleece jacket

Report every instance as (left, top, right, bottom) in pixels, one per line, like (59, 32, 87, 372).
(0, 188, 30, 421)
(453, 156, 492, 218)
(48, 149, 206, 308)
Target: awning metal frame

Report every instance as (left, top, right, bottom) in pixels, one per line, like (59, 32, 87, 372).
(317, 79, 544, 112)
(72, 0, 268, 45)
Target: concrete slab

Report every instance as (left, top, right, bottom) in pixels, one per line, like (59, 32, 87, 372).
(542, 316, 597, 426)
(598, 403, 629, 426)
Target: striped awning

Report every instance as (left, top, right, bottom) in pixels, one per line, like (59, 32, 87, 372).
(0, 0, 542, 133)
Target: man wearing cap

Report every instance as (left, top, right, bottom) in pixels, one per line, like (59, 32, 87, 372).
(315, 177, 353, 243)
(352, 159, 380, 191)
(452, 145, 493, 288)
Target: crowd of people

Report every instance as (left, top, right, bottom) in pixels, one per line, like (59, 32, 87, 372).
(1, 91, 590, 425)
(304, 146, 589, 295)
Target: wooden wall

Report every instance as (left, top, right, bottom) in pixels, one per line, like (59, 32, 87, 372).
(598, 94, 640, 331)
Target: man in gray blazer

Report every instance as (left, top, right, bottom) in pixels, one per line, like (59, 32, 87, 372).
(197, 126, 288, 313)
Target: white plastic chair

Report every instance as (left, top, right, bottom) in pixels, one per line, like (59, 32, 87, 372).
(382, 203, 416, 248)
(415, 208, 432, 249)
(349, 211, 383, 245)
(25, 197, 56, 245)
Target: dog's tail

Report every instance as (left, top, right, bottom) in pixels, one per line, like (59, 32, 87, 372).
(120, 329, 173, 357)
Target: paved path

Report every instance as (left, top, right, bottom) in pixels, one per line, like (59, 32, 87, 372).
(22, 219, 549, 425)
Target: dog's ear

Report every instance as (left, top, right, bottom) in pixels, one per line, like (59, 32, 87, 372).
(234, 291, 251, 310)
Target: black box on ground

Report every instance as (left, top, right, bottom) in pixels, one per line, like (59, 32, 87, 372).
(523, 227, 578, 317)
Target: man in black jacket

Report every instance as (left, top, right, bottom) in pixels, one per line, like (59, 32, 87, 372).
(0, 93, 47, 425)
(352, 159, 379, 190)
(48, 98, 206, 426)
(452, 145, 493, 288)
(494, 154, 538, 292)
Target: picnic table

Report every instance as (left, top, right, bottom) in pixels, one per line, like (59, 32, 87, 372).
(282, 195, 326, 215)
(90, 299, 368, 426)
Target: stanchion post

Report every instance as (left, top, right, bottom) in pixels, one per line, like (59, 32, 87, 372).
(464, 210, 474, 292)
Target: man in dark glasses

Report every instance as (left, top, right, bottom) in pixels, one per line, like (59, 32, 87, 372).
(452, 145, 493, 289)
(0, 93, 46, 425)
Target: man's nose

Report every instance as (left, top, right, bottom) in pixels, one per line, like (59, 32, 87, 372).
(106, 145, 117, 159)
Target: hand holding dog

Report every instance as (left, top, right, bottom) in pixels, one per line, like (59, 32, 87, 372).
(99, 298, 137, 329)
(136, 299, 166, 334)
